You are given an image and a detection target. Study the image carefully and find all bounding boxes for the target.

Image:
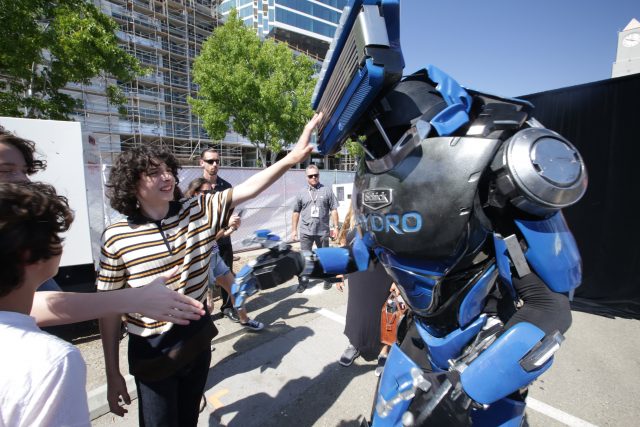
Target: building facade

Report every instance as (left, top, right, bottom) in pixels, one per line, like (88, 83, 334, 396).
(64, 0, 353, 169)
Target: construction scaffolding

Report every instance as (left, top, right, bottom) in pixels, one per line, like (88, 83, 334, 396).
(62, 0, 353, 169)
(61, 0, 254, 166)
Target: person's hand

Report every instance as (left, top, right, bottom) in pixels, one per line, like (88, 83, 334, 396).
(329, 228, 337, 240)
(292, 230, 298, 242)
(106, 373, 131, 417)
(135, 266, 205, 324)
(228, 214, 241, 231)
(288, 113, 322, 164)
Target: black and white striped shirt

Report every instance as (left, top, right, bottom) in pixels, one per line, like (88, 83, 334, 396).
(97, 190, 233, 337)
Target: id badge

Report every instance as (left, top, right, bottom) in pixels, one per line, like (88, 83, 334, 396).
(311, 205, 320, 218)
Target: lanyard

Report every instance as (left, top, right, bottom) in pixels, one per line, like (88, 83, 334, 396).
(308, 186, 318, 206)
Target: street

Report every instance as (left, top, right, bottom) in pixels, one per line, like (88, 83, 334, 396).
(85, 256, 640, 427)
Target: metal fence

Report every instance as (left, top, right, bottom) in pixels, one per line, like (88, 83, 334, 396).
(86, 165, 355, 267)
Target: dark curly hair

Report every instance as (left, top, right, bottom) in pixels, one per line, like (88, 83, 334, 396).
(0, 182, 74, 296)
(0, 127, 47, 175)
(106, 145, 180, 217)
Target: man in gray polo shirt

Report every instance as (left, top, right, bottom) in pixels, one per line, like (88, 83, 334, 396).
(291, 164, 339, 292)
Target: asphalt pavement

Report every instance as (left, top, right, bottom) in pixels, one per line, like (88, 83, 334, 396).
(87, 253, 640, 427)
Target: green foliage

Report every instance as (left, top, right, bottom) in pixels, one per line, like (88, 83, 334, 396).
(344, 135, 366, 159)
(190, 9, 316, 165)
(0, 0, 143, 119)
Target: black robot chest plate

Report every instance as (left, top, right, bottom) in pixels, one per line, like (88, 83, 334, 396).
(354, 136, 501, 261)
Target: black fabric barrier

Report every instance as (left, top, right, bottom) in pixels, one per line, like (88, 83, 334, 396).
(521, 74, 640, 318)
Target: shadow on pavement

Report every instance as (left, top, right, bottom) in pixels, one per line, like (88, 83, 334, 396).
(208, 362, 373, 427)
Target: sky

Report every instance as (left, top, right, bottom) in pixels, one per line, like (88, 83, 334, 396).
(399, 0, 639, 97)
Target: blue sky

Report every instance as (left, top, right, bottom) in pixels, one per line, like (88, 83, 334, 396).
(399, 0, 639, 96)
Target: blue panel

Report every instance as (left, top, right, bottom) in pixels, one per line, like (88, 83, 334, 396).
(460, 322, 552, 404)
(458, 265, 498, 328)
(317, 59, 385, 155)
(471, 397, 526, 427)
(416, 316, 486, 370)
(376, 249, 445, 314)
(312, 0, 403, 109)
(315, 247, 351, 274)
(515, 212, 582, 292)
(493, 234, 516, 298)
(371, 344, 418, 427)
(426, 65, 472, 136)
(351, 232, 371, 271)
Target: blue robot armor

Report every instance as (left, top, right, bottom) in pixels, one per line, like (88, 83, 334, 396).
(232, 1, 587, 425)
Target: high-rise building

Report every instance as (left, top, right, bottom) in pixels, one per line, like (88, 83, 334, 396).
(216, 0, 348, 61)
(612, 18, 640, 78)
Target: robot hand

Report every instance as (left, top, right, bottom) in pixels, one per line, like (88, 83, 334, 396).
(401, 370, 473, 427)
(231, 230, 305, 309)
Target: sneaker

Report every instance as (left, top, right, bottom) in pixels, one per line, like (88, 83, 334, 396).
(241, 319, 264, 331)
(339, 345, 360, 367)
(296, 283, 306, 293)
(375, 356, 387, 377)
(222, 308, 240, 323)
(323, 281, 332, 290)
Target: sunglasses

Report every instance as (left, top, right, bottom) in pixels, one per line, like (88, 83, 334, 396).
(307, 174, 319, 178)
(203, 159, 220, 165)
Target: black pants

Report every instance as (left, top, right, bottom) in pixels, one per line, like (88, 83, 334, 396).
(135, 349, 211, 427)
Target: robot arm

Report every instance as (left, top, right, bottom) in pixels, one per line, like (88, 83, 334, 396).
(231, 230, 369, 308)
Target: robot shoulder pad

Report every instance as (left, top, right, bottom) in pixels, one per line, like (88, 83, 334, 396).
(490, 127, 587, 216)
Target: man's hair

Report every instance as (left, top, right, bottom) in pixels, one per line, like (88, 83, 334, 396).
(106, 145, 180, 217)
(0, 182, 74, 296)
(306, 164, 319, 174)
(185, 177, 209, 198)
(0, 127, 46, 175)
(200, 148, 218, 159)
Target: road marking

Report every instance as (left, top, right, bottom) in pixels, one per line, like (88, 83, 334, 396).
(527, 398, 598, 427)
(316, 307, 346, 325)
(316, 307, 597, 427)
(207, 389, 229, 409)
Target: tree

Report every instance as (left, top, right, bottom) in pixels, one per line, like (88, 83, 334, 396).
(190, 9, 316, 166)
(0, 0, 143, 119)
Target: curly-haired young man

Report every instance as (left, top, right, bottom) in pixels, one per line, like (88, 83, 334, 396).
(0, 182, 89, 426)
(98, 114, 320, 426)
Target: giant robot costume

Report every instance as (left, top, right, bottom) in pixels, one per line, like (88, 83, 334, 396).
(232, 1, 587, 425)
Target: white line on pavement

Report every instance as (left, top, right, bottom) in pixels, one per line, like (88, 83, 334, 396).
(527, 398, 598, 427)
(316, 308, 346, 325)
(315, 307, 597, 427)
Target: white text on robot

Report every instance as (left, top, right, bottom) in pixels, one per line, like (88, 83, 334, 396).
(358, 212, 422, 234)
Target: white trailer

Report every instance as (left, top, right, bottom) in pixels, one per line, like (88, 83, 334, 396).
(0, 117, 95, 287)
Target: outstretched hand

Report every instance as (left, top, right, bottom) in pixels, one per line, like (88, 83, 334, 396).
(288, 113, 323, 165)
(136, 266, 205, 324)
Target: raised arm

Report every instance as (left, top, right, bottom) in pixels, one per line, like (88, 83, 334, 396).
(231, 114, 321, 207)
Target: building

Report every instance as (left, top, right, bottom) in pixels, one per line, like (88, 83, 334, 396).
(64, 0, 353, 169)
(612, 18, 640, 78)
(216, 0, 347, 61)
(64, 0, 256, 167)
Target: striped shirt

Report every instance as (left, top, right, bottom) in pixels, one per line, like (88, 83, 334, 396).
(97, 190, 233, 337)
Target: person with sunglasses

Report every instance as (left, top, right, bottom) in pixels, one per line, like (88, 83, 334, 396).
(291, 164, 339, 292)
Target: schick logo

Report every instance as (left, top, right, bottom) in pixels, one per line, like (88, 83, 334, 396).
(362, 189, 392, 210)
